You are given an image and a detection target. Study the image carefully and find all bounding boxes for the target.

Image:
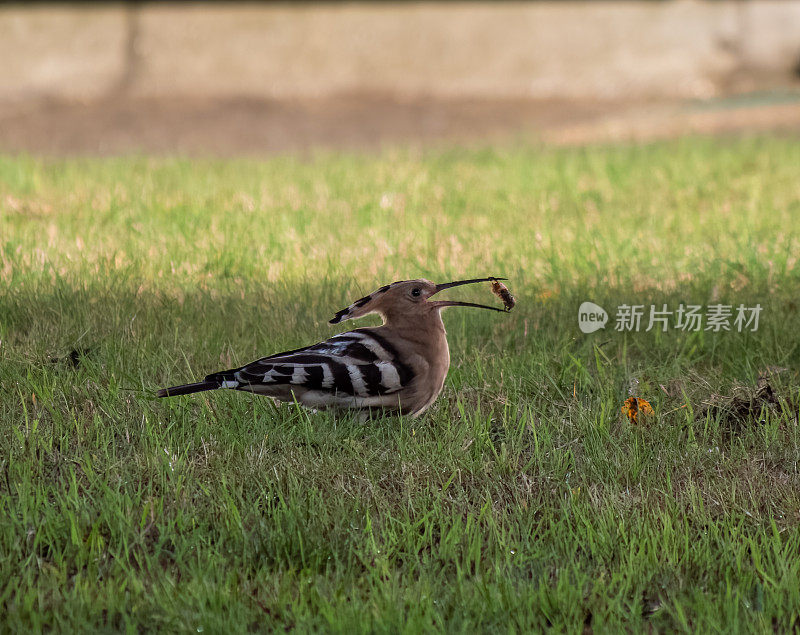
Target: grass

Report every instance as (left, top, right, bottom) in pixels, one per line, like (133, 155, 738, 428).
(1, 135, 800, 632)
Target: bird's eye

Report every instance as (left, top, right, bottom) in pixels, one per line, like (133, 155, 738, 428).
(411, 288, 421, 297)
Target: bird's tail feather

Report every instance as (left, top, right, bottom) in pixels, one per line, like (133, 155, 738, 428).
(156, 380, 219, 398)
(157, 368, 241, 398)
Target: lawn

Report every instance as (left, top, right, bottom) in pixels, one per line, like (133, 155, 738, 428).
(1, 136, 800, 632)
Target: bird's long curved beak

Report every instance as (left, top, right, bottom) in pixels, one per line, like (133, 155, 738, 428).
(429, 276, 508, 312)
(434, 277, 506, 293)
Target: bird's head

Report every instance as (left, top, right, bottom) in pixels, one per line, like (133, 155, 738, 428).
(329, 277, 507, 326)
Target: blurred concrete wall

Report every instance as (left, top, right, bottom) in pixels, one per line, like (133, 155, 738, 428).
(1, 1, 799, 104)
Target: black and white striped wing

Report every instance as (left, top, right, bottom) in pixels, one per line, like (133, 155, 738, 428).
(223, 329, 415, 409)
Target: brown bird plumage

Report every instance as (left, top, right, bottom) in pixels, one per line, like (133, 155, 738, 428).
(157, 277, 508, 417)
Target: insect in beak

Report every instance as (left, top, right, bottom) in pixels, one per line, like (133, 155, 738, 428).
(430, 276, 509, 312)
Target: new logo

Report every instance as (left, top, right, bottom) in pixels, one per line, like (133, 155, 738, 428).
(578, 302, 608, 333)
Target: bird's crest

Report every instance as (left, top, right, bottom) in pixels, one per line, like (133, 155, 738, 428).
(329, 282, 395, 324)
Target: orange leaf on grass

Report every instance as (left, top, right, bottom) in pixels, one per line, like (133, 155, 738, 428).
(622, 397, 654, 424)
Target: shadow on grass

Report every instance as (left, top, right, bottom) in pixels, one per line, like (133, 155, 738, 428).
(1, 279, 800, 631)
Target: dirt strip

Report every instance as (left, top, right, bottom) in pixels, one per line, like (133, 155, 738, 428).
(1, 92, 799, 157)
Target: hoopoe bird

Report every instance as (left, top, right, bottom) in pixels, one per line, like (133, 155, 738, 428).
(157, 277, 508, 417)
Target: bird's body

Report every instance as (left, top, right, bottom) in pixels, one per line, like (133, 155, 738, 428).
(157, 277, 507, 417)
